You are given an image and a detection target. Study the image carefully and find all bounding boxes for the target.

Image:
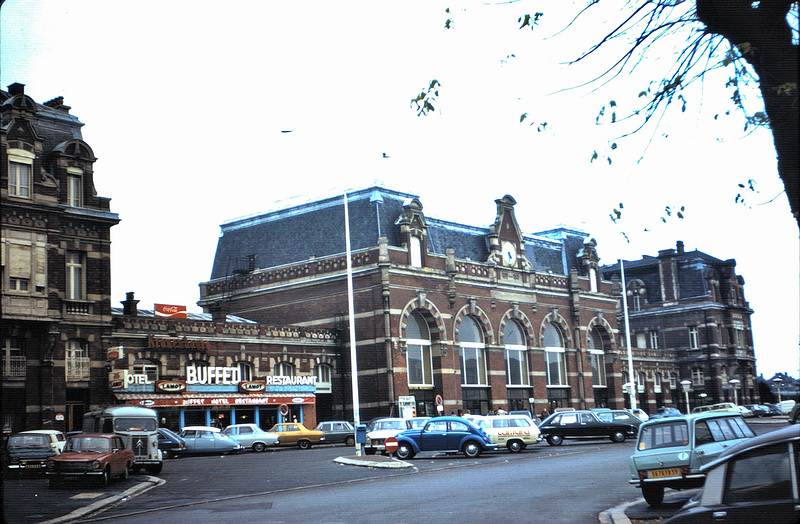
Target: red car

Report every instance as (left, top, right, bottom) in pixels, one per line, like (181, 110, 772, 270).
(47, 433, 134, 487)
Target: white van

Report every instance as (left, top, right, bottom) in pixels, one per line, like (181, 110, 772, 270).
(470, 415, 541, 452)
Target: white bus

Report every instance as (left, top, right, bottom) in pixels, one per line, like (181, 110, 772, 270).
(82, 406, 163, 475)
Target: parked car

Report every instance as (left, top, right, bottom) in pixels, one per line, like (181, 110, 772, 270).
(764, 403, 784, 416)
(743, 404, 771, 417)
(691, 402, 739, 415)
(267, 422, 325, 449)
(314, 421, 355, 446)
(179, 426, 244, 454)
(649, 407, 683, 420)
(508, 410, 534, 420)
(470, 414, 541, 452)
(365, 418, 408, 455)
(629, 412, 755, 506)
(664, 424, 800, 523)
(538, 410, 638, 446)
(3, 432, 58, 476)
(790, 402, 800, 424)
(629, 408, 650, 422)
(20, 430, 66, 453)
(392, 416, 498, 459)
(222, 424, 279, 452)
(595, 410, 646, 428)
(157, 428, 186, 459)
(46, 433, 134, 487)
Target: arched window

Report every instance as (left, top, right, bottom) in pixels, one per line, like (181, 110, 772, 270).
(504, 321, 528, 386)
(637, 372, 646, 393)
(133, 358, 159, 383)
(406, 311, 433, 386)
(588, 328, 606, 387)
(459, 316, 486, 385)
(315, 363, 333, 393)
(543, 323, 566, 386)
(235, 362, 253, 382)
(276, 362, 295, 377)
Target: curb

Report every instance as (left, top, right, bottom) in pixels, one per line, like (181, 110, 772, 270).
(39, 476, 165, 524)
(598, 498, 638, 524)
(333, 456, 413, 468)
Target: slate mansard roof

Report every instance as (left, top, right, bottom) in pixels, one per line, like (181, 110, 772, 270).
(209, 186, 589, 281)
(601, 246, 736, 303)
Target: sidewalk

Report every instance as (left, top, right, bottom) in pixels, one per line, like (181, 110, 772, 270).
(334, 454, 413, 468)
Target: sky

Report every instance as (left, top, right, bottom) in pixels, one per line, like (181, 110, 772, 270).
(2, 1, 797, 379)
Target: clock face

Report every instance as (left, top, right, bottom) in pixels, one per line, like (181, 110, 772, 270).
(502, 242, 517, 266)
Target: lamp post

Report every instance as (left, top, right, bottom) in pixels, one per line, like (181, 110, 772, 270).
(699, 393, 707, 405)
(774, 377, 783, 403)
(681, 380, 692, 414)
(729, 378, 740, 406)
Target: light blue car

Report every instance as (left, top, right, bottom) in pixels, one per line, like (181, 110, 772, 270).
(179, 426, 244, 454)
(629, 412, 755, 506)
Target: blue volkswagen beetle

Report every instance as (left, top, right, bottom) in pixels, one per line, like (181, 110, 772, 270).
(392, 416, 497, 459)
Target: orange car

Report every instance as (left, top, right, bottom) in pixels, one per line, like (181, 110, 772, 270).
(46, 433, 134, 487)
(267, 423, 325, 449)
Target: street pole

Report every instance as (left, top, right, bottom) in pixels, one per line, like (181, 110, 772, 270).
(344, 193, 361, 456)
(619, 259, 637, 411)
(681, 380, 692, 414)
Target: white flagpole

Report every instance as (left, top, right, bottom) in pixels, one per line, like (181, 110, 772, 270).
(619, 259, 637, 411)
(344, 193, 361, 455)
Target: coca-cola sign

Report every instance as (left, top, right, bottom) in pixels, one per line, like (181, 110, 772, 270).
(155, 303, 187, 319)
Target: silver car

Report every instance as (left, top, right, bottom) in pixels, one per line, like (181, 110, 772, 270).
(222, 424, 279, 452)
(179, 426, 244, 454)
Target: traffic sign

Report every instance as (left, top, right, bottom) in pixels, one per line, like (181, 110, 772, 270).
(384, 436, 398, 454)
(435, 394, 443, 406)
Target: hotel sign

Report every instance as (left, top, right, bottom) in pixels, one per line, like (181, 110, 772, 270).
(125, 396, 315, 407)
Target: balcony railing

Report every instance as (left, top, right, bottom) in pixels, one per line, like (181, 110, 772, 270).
(66, 357, 90, 381)
(64, 301, 92, 315)
(1, 356, 26, 378)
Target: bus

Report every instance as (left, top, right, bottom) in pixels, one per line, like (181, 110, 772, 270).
(82, 406, 163, 475)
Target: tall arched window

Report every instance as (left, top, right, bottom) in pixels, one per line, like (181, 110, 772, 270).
(276, 362, 295, 377)
(504, 321, 528, 386)
(459, 316, 486, 385)
(315, 363, 333, 393)
(235, 362, 253, 381)
(588, 328, 607, 387)
(406, 312, 433, 386)
(543, 323, 566, 386)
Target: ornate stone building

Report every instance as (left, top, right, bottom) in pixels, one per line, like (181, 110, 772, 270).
(601, 242, 758, 414)
(199, 187, 625, 421)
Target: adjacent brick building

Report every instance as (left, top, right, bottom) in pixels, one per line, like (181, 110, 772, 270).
(198, 188, 626, 421)
(601, 242, 759, 414)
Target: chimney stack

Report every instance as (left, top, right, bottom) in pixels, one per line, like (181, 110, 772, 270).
(676, 241, 685, 255)
(121, 292, 139, 316)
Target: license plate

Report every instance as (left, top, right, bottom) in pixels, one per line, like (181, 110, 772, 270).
(23, 464, 43, 469)
(648, 468, 680, 479)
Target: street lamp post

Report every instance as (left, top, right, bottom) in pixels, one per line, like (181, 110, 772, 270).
(681, 380, 692, 414)
(729, 379, 741, 406)
(774, 378, 783, 403)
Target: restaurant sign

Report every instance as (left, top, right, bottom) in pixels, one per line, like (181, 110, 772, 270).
(126, 396, 315, 407)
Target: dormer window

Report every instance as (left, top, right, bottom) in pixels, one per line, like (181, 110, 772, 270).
(67, 168, 83, 207)
(409, 236, 422, 268)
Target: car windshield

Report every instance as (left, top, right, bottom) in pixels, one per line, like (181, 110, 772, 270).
(67, 437, 111, 453)
(374, 420, 405, 431)
(114, 417, 157, 432)
(407, 419, 429, 429)
(8, 435, 49, 448)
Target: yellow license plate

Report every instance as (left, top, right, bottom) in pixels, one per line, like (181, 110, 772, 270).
(648, 468, 680, 479)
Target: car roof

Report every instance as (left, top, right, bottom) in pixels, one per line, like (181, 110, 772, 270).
(701, 424, 800, 472)
(181, 426, 221, 432)
(20, 429, 63, 435)
(641, 411, 745, 426)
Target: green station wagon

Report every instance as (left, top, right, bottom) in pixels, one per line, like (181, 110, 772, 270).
(629, 412, 755, 506)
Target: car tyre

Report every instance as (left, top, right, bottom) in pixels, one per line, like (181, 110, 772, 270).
(162, 450, 173, 459)
(253, 442, 266, 452)
(145, 463, 163, 476)
(364, 448, 376, 455)
(642, 484, 665, 507)
(546, 435, 563, 446)
(507, 440, 523, 453)
(610, 431, 626, 443)
(395, 442, 415, 460)
(100, 467, 111, 486)
(298, 439, 311, 450)
(345, 436, 355, 447)
(462, 441, 481, 458)
(120, 464, 129, 482)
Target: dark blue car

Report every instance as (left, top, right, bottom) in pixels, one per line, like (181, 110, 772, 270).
(392, 416, 498, 459)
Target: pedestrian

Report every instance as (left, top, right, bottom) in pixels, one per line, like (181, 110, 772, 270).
(497, 406, 507, 415)
(540, 409, 550, 421)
